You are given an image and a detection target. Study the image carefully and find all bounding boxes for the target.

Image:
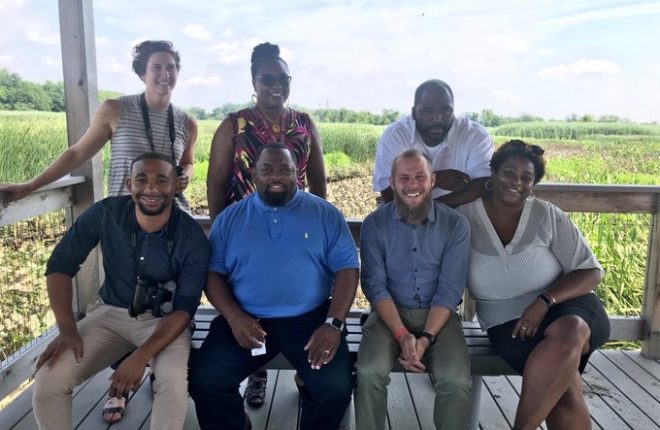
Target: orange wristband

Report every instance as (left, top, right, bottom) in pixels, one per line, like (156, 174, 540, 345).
(393, 327, 408, 341)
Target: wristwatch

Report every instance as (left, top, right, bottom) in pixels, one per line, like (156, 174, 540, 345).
(325, 317, 345, 332)
(419, 331, 436, 344)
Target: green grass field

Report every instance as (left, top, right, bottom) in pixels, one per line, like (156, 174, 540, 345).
(1, 111, 659, 356)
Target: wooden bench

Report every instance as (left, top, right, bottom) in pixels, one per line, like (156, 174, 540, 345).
(191, 306, 515, 430)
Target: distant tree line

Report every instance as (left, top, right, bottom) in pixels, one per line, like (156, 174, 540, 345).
(185, 104, 405, 125)
(0, 68, 121, 111)
(1, 68, 631, 125)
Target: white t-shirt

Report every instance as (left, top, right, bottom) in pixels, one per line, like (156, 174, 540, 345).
(456, 198, 602, 330)
(373, 115, 494, 199)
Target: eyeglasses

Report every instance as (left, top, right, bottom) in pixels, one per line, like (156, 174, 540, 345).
(255, 74, 292, 87)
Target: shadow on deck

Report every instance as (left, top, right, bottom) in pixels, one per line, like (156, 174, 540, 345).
(1, 350, 660, 429)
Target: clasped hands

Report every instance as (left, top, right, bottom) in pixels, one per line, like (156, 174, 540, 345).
(397, 333, 431, 373)
(228, 312, 340, 370)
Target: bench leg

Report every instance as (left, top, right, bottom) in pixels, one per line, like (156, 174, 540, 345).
(469, 375, 482, 430)
(338, 396, 354, 430)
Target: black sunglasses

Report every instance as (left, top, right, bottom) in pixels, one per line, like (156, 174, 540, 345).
(255, 74, 292, 87)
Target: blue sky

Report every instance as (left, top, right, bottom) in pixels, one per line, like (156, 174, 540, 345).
(1, 0, 659, 122)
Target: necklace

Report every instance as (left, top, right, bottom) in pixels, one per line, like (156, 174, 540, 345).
(255, 106, 286, 143)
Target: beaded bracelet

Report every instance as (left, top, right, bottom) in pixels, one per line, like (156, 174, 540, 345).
(393, 327, 409, 341)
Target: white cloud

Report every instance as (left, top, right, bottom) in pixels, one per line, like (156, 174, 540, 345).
(491, 89, 522, 103)
(183, 24, 210, 40)
(27, 31, 58, 45)
(542, 2, 660, 29)
(182, 75, 222, 86)
(538, 59, 621, 77)
(208, 38, 264, 64)
(98, 56, 125, 73)
(41, 55, 59, 67)
(0, 55, 14, 66)
(96, 36, 110, 47)
(536, 48, 557, 56)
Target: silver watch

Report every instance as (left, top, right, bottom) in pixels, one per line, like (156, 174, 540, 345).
(325, 317, 344, 332)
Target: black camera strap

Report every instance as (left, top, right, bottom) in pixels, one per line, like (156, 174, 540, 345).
(139, 92, 177, 167)
(129, 205, 178, 282)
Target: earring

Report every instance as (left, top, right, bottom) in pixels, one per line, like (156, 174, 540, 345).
(251, 93, 258, 104)
(484, 179, 495, 191)
(526, 191, 536, 202)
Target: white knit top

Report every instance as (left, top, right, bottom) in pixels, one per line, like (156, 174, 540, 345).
(456, 198, 602, 329)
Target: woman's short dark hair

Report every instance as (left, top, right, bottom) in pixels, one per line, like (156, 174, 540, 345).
(490, 139, 547, 184)
(251, 42, 288, 78)
(132, 40, 181, 77)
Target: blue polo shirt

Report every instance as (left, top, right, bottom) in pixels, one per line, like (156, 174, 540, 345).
(208, 190, 359, 318)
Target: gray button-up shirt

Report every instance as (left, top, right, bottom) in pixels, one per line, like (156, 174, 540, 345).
(360, 201, 470, 310)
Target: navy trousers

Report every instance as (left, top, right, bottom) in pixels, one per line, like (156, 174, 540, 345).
(189, 302, 353, 430)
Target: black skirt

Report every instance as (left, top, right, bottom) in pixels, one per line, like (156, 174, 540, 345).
(486, 293, 610, 374)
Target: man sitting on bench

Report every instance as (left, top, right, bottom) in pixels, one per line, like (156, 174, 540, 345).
(189, 144, 359, 430)
(32, 152, 209, 430)
(355, 149, 472, 430)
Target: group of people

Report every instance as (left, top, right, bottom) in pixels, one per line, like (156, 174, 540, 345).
(0, 39, 610, 430)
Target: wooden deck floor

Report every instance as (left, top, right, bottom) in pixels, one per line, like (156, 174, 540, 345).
(2, 349, 660, 429)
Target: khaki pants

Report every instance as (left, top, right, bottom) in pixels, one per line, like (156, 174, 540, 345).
(33, 304, 191, 430)
(355, 309, 472, 430)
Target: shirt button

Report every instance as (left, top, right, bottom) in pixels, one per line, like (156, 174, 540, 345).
(413, 247, 417, 251)
(274, 219, 278, 223)
(140, 257, 144, 261)
(414, 269, 418, 272)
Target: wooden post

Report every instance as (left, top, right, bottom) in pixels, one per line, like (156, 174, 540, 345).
(58, 0, 103, 316)
(642, 194, 660, 358)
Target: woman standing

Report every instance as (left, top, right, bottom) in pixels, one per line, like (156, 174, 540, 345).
(456, 140, 610, 430)
(0, 41, 197, 423)
(0, 40, 197, 212)
(205, 42, 327, 407)
(206, 42, 326, 220)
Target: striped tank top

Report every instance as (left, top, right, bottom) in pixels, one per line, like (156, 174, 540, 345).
(108, 94, 191, 212)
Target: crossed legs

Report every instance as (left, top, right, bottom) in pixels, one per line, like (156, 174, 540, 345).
(513, 315, 592, 430)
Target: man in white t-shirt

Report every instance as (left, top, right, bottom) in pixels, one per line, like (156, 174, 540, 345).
(373, 80, 494, 207)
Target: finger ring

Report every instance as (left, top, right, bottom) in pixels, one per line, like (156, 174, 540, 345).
(323, 349, 330, 354)
(521, 326, 528, 330)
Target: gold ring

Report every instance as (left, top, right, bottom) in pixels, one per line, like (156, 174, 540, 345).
(323, 349, 330, 354)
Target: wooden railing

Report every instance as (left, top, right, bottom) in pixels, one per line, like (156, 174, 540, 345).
(1, 180, 660, 401)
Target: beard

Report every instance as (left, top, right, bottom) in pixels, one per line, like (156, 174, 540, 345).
(393, 191, 432, 223)
(137, 200, 168, 216)
(259, 187, 293, 207)
(136, 194, 170, 216)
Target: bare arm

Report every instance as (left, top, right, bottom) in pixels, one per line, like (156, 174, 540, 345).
(176, 114, 198, 191)
(204, 271, 265, 348)
(305, 118, 327, 199)
(109, 310, 191, 396)
(0, 100, 118, 201)
(36, 273, 82, 369)
(373, 298, 421, 369)
(305, 268, 358, 369)
(513, 268, 602, 339)
(207, 118, 235, 222)
(436, 177, 489, 208)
